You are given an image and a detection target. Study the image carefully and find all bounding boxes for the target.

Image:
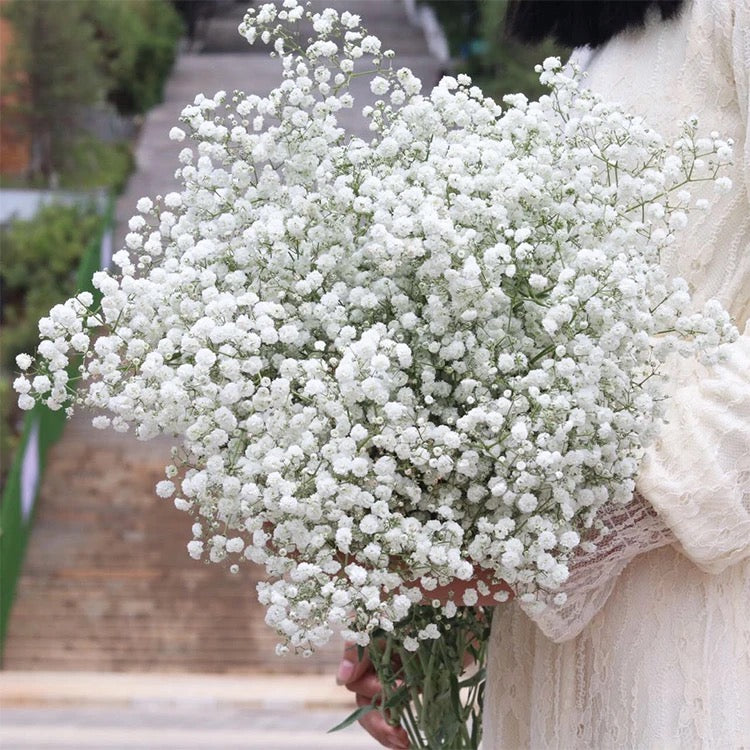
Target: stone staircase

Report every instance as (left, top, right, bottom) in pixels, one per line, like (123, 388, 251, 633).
(3, 414, 341, 673)
(2, 0, 442, 676)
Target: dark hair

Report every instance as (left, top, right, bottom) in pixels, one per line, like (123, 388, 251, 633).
(505, 1, 685, 49)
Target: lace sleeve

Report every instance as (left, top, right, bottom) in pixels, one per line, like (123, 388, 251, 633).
(518, 2, 750, 642)
(518, 493, 675, 643)
(637, 327, 750, 574)
(522, 327, 750, 643)
(733, 0, 750, 229)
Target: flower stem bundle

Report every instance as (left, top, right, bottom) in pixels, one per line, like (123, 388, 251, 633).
(373, 605, 492, 749)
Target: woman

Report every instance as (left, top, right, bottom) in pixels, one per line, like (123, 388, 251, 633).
(339, 1, 750, 747)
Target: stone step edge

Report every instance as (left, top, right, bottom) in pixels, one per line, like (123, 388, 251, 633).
(0, 670, 352, 709)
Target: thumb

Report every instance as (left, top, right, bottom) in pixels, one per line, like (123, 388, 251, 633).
(336, 640, 372, 685)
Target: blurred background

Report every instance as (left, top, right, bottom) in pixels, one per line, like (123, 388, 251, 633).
(0, 1, 563, 747)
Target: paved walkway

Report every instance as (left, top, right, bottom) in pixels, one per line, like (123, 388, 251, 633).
(0, 707, 372, 750)
(0, 672, 374, 749)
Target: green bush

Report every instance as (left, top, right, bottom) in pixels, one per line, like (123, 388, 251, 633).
(59, 137, 134, 193)
(0, 0, 108, 184)
(0, 202, 103, 374)
(85, 0, 184, 115)
(420, 0, 569, 102)
(1, 0, 181, 184)
(0, 201, 105, 483)
(0, 377, 19, 484)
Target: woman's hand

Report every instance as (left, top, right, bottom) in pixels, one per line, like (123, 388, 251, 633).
(335, 575, 512, 748)
(336, 641, 410, 750)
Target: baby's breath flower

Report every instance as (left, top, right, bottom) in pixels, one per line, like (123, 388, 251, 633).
(136, 196, 153, 213)
(10, 4, 735, 655)
(155, 480, 175, 498)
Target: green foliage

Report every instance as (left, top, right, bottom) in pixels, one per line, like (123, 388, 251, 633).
(0, 203, 103, 374)
(84, 0, 184, 115)
(0, 201, 104, 482)
(420, 0, 569, 102)
(58, 137, 135, 194)
(0, 377, 19, 484)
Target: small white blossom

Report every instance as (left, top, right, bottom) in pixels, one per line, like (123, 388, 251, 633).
(10, 10, 735, 657)
(156, 480, 175, 498)
(136, 197, 153, 213)
(16, 353, 32, 371)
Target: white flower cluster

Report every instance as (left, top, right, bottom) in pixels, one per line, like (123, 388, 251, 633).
(15, 1, 736, 652)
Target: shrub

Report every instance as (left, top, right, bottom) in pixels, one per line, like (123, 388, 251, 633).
(1, 0, 181, 183)
(85, 0, 184, 115)
(0, 377, 19, 485)
(59, 138, 134, 193)
(420, 0, 568, 102)
(0, 202, 103, 373)
(0, 201, 105, 484)
(0, 0, 107, 183)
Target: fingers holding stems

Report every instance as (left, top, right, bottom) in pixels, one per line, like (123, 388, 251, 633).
(338, 641, 410, 750)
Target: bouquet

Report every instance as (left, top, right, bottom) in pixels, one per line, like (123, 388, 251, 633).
(15, 2, 737, 746)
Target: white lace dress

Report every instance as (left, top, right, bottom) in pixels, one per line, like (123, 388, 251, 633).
(484, 1, 750, 747)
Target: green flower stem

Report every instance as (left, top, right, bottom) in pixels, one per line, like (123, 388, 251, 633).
(368, 605, 494, 750)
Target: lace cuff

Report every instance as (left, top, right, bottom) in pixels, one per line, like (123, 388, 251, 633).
(518, 493, 675, 643)
(638, 327, 750, 573)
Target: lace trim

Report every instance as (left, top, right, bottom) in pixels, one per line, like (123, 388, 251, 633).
(518, 493, 675, 642)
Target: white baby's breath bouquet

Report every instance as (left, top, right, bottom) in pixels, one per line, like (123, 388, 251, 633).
(15, 2, 737, 746)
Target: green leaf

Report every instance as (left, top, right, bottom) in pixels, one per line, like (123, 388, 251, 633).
(327, 704, 376, 733)
(381, 683, 410, 710)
